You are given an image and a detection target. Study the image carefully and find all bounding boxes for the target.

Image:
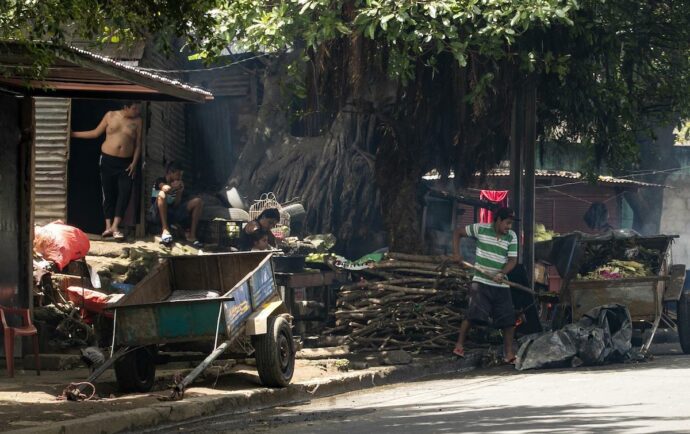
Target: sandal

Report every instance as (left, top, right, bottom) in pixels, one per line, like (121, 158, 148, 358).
(102, 230, 113, 239)
(503, 356, 516, 365)
(113, 231, 125, 241)
(453, 347, 465, 358)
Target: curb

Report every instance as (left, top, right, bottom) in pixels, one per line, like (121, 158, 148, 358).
(6, 352, 481, 434)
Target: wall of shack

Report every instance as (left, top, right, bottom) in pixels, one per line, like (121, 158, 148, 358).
(0, 94, 32, 309)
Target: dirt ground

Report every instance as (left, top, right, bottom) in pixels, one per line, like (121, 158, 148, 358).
(0, 358, 346, 432)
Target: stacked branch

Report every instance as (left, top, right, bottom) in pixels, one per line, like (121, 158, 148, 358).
(326, 253, 472, 352)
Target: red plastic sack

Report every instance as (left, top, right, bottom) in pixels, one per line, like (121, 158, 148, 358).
(66, 286, 114, 323)
(34, 221, 90, 271)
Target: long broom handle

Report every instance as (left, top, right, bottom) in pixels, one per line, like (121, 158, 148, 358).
(461, 261, 536, 295)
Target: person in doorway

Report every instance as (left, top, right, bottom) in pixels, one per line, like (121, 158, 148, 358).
(239, 208, 279, 251)
(149, 162, 204, 247)
(452, 207, 519, 364)
(71, 101, 142, 241)
(250, 230, 271, 251)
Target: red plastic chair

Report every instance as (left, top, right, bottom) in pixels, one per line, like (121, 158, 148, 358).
(0, 307, 40, 377)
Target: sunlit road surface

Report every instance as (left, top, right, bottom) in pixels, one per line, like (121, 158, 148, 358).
(151, 343, 690, 434)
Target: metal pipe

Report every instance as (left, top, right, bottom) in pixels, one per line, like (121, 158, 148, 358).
(174, 340, 231, 393)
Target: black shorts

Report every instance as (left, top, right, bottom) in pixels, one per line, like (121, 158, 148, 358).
(467, 282, 515, 329)
(147, 201, 190, 227)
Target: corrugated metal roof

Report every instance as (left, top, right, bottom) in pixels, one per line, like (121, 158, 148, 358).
(0, 41, 213, 102)
(423, 168, 666, 188)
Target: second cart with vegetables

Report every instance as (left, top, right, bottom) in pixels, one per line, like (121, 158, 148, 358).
(539, 232, 689, 354)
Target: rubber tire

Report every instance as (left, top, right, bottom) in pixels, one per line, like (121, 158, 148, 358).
(114, 347, 156, 393)
(678, 291, 690, 354)
(252, 316, 295, 387)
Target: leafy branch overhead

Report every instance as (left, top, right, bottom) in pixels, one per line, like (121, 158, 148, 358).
(3, 1, 690, 173)
(2, 1, 576, 77)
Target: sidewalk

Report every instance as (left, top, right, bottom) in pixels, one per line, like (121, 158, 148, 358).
(1, 350, 483, 433)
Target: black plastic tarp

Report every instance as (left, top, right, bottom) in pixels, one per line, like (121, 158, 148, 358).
(516, 304, 633, 370)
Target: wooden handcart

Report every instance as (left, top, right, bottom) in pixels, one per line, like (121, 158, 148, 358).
(539, 233, 689, 355)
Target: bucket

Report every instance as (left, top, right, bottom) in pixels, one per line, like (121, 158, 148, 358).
(111, 282, 135, 294)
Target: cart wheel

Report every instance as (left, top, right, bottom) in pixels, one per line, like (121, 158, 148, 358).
(115, 346, 156, 393)
(251, 316, 295, 387)
(678, 291, 690, 354)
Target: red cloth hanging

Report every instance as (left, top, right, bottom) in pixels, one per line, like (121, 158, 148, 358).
(479, 190, 509, 223)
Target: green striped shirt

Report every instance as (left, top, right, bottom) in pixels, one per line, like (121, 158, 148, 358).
(466, 223, 518, 287)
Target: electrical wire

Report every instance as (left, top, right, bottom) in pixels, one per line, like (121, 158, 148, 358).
(536, 164, 690, 190)
(135, 52, 273, 74)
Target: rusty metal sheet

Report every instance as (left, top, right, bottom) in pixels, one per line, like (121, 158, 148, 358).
(570, 281, 661, 322)
(663, 264, 686, 302)
(568, 276, 668, 290)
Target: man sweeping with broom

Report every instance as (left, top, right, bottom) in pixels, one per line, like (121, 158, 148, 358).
(452, 207, 519, 364)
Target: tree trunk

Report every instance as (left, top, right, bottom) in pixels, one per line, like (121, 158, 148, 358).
(375, 123, 423, 253)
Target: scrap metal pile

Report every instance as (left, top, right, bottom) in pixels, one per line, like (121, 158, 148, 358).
(325, 253, 471, 352)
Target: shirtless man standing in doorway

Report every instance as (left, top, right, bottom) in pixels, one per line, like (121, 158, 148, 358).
(71, 101, 142, 240)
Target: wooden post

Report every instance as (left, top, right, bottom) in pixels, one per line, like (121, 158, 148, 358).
(135, 101, 150, 238)
(523, 78, 537, 288)
(19, 96, 35, 310)
(510, 88, 524, 263)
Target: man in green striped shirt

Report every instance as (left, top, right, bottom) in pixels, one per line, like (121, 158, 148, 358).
(452, 207, 519, 363)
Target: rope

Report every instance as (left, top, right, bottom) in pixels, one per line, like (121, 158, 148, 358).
(213, 303, 223, 350)
(542, 187, 593, 204)
(57, 382, 97, 401)
(110, 309, 117, 359)
(536, 164, 690, 190)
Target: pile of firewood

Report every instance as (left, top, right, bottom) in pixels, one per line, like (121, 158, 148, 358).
(326, 253, 472, 352)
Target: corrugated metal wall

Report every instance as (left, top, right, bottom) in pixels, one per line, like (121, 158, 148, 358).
(33, 97, 71, 225)
(0, 95, 21, 295)
(452, 185, 622, 234)
(143, 102, 190, 192)
(138, 41, 191, 196)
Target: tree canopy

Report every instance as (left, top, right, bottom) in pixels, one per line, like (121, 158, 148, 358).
(4, 0, 690, 250)
(5, 1, 690, 169)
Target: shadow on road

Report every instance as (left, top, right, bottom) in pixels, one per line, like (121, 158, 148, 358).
(181, 400, 690, 434)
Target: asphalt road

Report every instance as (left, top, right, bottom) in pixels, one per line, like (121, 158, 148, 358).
(152, 343, 690, 434)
